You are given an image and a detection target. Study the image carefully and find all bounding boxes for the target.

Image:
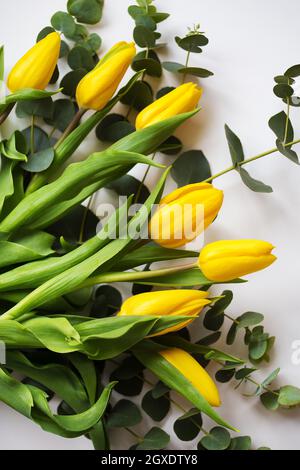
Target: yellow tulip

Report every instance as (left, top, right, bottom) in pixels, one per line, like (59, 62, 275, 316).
(199, 239, 277, 282)
(149, 183, 224, 248)
(159, 347, 221, 407)
(136, 82, 202, 129)
(7, 32, 61, 92)
(117, 289, 211, 335)
(76, 41, 136, 110)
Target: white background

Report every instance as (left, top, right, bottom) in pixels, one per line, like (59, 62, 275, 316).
(0, 0, 300, 450)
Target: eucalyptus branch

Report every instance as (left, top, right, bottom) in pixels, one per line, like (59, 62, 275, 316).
(204, 138, 300, 184)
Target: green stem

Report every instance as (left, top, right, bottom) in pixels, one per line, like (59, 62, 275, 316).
(54, 108, 87, 150)
(79, 195, 94, 244)
(80, 262, 198, 289)
(204, 138, 300, 184)
(48, 126, 57, 139)
(246, 376, 280, 397)
(134, 152, 156, 204)
(182, 50, 191, 84)
(125, 427, 142, 441)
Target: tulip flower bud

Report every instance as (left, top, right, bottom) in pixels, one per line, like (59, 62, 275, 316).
(199, 239, 277, 282)
(149, 183, 224, 248)
(117, 289, 211, 335)
(76, 41, 136, 111)
(7, 32, 61, 92)
(135, 82, 202, 130)
(159, 347, 221, 406)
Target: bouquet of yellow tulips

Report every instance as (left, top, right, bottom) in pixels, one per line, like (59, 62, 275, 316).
(0, 0, 299, 452)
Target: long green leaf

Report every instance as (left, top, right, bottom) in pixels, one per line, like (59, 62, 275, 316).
(0, 368, 33, 418)
(133, 341, 237, 431)
(0, 231, 54, 268)
(27, 71, 144, 193)
(0, 198, 130, 292)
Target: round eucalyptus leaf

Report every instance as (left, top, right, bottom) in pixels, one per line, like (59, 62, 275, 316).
(67, 0, 104, 24)
(51, 11, 76, 37)
(96, 114, 135, 142)
(284, 64, 300, 78)
(16, 98, 54, 119)
(197, 331, 221, 346)
(48, 204, 99, 242)
(249, 339, 268, 361)
(273, 83, 294, 99)
(203, 310, 224, 332)
(156, 86, 175, 99)
(142, 390, 170, 422)
(68, 46, 95, 71)
(112, 356, 144, 381)
(235, 368, 256, 380)
(21, 147, 54, 173)
(178, 66, 214, 78)
(50, 65, 59, 84)
(44, 99, 77, 133)
(229, 436, 252, 450)
(107, 400, 142, 428)
(171, 150, 211, 186)
(135, 14, 157, 31)
(60, 40, 70, 58)
(176, 34, 209, 52)
(137, 428, 170, 450)
(60, 69, 87, 97)
(36, 26, 55, 42)
(226, 323, 238, 345)
(174, 409, 202, 441)
(278, 385, 300, 407)
(22, 126, 53, 153)
(133, 25, 156, 48)
(83, 33, 102, 53)
(106, 174, 150, 204)
(162, 61, 184, 73)
(269, 111, 294, 142)
(120, 81, 153, 111)
(274, 75, 294, 85)
(68, 24, 89, 42)
(158, 136, 183, 155)
(91, 285, 122, 318)
(200, 427, 231, 450)
(215, 368, 235, 383)
(260, 391, 279, 411)
(132, 51, 162, 77)
(237, 312, 264, 329)
(151, 381, 170, 399)
(113, 376, 144, 397)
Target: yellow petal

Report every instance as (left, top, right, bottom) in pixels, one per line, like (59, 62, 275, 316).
(199, 239, 276, 281)
(150, 183, 223, 248)
(7, 32, 61, 92)
(160, 348, 221, 407)
(136, 82, 202, 129)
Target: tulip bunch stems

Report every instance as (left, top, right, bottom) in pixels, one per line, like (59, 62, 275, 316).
(204, 137, 300, 184)
(134, 152, 156, 204)
(80, 262, 198, 289)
